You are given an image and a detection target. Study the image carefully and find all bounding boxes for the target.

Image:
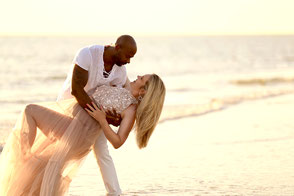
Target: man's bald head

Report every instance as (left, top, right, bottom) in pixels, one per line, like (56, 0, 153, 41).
(115, 35, 137, 52)
(113, 35, 137, 66)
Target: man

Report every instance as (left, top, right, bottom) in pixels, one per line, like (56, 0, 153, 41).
(57, 35, 137, 196)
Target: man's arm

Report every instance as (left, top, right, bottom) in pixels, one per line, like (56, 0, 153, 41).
(71, 64, 92, 108)
(72, 64, 122, 126)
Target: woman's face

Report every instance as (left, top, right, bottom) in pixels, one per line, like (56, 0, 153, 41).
(132, 74, 151, 91)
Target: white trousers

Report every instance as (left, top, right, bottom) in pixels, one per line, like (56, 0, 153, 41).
(92, 132, 122, 196)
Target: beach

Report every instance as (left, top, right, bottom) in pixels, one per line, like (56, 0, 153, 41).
(68, 93, 294, 196)
(1, 35, 294, 195)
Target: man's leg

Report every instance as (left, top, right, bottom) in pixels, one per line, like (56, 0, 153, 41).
(93, 132, 121, 196)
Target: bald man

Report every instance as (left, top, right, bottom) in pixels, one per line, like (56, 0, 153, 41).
(57, 35, 137, 196)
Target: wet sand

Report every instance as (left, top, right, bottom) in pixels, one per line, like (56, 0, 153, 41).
(69, 93, 294, 195)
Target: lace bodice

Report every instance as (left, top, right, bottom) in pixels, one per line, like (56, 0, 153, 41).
(91, 85, 138, 114)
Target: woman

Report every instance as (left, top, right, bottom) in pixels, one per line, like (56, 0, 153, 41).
(0, 74, 165, 196)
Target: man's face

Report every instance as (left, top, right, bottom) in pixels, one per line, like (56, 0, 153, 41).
(115, 46, 136, 66)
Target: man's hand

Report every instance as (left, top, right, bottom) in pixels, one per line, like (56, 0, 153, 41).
(105, 109, 122, 127)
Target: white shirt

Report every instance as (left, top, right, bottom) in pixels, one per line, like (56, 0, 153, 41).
(57, 45, 127, 101)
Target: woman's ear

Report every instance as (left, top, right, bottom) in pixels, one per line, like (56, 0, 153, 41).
(139, 88, 146, 96)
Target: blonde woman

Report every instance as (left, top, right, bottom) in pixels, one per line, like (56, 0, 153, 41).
(0, 74, 165, 195)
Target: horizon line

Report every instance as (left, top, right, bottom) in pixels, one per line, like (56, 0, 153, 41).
(1, 32, 294, 37)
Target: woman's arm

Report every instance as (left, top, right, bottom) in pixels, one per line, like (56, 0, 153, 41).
(86, 103, 136, 149)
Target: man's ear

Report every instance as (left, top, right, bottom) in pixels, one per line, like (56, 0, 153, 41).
(115, 44, 120, 50)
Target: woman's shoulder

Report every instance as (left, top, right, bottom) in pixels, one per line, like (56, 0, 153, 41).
(121, 104, 137, 118)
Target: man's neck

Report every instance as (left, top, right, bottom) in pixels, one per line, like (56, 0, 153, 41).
(103, 46, 116, 73)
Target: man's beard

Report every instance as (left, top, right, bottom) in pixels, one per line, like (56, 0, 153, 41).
(114, 55, 123, 67)
(115, 61, 125, 67)
(115, 61, 124, 67)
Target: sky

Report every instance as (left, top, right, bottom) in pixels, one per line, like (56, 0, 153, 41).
(0, 0, 294, 36)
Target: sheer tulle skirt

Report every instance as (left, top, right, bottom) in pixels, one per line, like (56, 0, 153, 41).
(0, 99, 101, 196)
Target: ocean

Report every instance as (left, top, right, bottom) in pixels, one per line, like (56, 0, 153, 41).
(1, 35, 294, 195)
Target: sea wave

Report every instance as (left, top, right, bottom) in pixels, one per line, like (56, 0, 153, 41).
(45, 76, 66, 81)
(1, 86, 293, 150)
(0, 99, 225, 150)
(231, 76, 294, 86)
(159, 86, 294, 124)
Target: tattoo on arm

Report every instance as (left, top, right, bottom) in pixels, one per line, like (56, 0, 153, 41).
(71, 64, 93, 108)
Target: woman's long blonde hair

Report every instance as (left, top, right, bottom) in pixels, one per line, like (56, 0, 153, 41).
(135, 74, 166, 148)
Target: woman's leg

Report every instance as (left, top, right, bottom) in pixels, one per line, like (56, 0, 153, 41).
(23, 103, 73, 147)
(0, 103, 76, 195)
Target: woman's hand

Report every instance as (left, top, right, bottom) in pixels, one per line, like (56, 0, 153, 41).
(85, 102, 107, 123)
